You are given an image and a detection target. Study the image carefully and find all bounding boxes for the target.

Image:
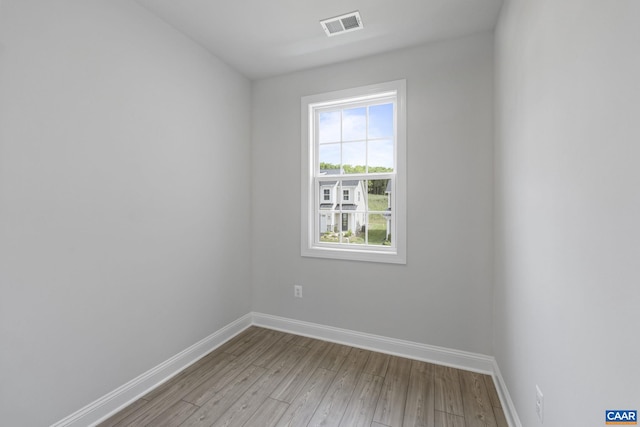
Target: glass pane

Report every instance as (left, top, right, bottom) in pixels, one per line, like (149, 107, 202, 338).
(367, 213, 391, 246)
(368, 139, 394, 172)
(340, 179, 366, 207)
(318, 181, 335, 206)
(342, 107, 366, 141)
(319, 143, 340, 170)
(343, 212, 366, 245)
(367, 179, 390, 211)
(368, 103, 394, 139)
(319, 111, 341, 143)
(348, 179, 366, 206)
(319, 212, 339, 242)
(342, 141, 366, 174)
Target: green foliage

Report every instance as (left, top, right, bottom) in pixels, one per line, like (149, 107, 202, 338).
(319, 163, 391, 196)
(367, 194, 389, 211)
(367, 229, 387, 245)
(319, 162, 340, 170)
(319, 163, 392, 175)
(367, 179, 388, 196)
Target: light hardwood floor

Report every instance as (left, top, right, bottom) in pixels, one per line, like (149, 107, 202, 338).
(98, 327, 508, 427)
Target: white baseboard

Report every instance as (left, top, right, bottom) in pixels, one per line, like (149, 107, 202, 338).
(492, 359, 523, 427)
(52, 311, 521, 427)
(252, 312, 495, 374)
(50, 313, 252, 427)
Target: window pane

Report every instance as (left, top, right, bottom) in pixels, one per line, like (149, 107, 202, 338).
(368, 139, 394, 172)
(367, 179, 391, 211)
(319, 213, 339, 242)
(319, 143, 340, 170)
(335, 211, 365, 245)
(318, 181, 335, 205)
(344, 220, 365, 245)
(368, 103, 394, 139)
(351, 230, 366, 244)
(367, 213, 391, 246)
(341, 179, 366, 206)
(342, 141, 366, 174)
(319, 111, 341, 143)
(342, 107, 366, 141)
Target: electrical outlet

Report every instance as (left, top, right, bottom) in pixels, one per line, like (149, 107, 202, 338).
(535, 385, 544, 423)
(294, 285, 303, 298)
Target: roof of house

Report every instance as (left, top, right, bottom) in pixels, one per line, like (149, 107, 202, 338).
(319, 204, 358, 211)
(321, 169, 341, 175)
(319, 180, 360, 187)
(319, 170, 363, 187)
(319, 178, 361, 188)
(339, 204, 358, 211)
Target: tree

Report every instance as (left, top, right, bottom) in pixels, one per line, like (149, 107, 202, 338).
(319, 163, 391, 195)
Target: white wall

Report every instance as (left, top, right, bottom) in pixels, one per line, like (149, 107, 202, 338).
(494, 1, 640, 425)
(0, 1, 251, 426)
(251, 34, 495, 355)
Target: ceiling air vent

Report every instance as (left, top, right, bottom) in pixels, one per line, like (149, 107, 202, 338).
(320, 11, 363, 37)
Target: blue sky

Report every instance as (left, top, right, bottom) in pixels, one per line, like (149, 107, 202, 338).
(319, 103, 394, 170)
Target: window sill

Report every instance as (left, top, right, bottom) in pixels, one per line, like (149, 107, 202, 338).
(301, 245, 406, 264)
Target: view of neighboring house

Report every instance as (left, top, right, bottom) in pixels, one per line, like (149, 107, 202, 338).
(319, 169, 366, 234)
(384, 179, 392, 240)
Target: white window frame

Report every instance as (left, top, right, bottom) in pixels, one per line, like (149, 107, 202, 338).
(301, 80, 407, 264)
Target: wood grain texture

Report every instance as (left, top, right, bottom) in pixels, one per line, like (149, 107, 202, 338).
(269, 340, 330, 403)
(242, 398, 290, 427)
(402, 360, 436, 427)
(482, 375, 501, 409)
(183, 333, 290, 407)
(143, 351, 235, 402)
(493, 406, 509, 427)
(117, 352, 235, 427)
(319, 342, 353, 372)
(148, 400, 199, 427)
(252, 333, 298, 368)
(288, 334, 316, 348)
(181, 365, 266, 427)
(373, 356, 412, 426)
(182, 353, 260, 407)
(434, 365, 464, 417)
(435, 410, 466, 427)
(459, 370, 497, 427)
(215, 326, 261, 354)
(339, 373, 384, 427)
(99, 327, 508, 427)
(210, 346, 309, 427)
(363, 351, 390, 377)
(275, 368, 336, 427)
(307, 348, 371, 427)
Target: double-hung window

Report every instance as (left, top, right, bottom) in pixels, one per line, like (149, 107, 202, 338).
(301, 80, 406, 264)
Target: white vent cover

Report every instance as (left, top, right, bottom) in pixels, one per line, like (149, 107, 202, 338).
(320, 11, 363, 37)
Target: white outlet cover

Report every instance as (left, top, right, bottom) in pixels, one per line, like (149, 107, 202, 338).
(535, 385, 544, 423)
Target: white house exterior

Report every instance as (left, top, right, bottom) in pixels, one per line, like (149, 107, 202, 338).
(318, 170, 366, 235)
(384, 180, 392, 240)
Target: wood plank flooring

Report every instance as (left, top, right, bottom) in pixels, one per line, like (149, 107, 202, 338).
(98, 327, 507, 427)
